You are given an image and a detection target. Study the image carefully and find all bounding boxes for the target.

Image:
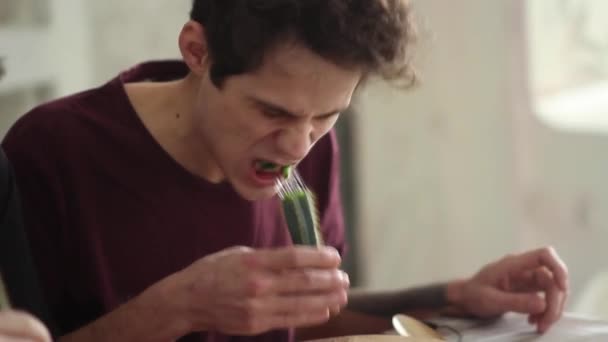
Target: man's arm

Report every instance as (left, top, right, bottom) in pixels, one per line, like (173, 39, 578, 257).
(296, 283, 458, 340)
(58, 275, 191, 342)
(299, 246, 570, 339)
(346, 283, 451, 317)
(60, 246, 349, 341)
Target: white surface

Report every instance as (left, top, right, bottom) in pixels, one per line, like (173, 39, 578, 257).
(574, 271, 608, 320)
(431, 313, 608, 341)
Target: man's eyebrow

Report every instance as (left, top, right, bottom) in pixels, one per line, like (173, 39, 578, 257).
(248, 96, 348, 118)
(250, 97, 298, 117)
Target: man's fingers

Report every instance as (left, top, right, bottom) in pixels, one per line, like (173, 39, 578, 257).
(512, 267, 553, 292)
(270, 269, 349, 295)
(513, 267, 568, 332)
(0, 311, 51, 342)
(266, 309, 331, 330)
(537, 283, 567, 333)
(329, 304, 342, 316)
(505, 247, 568, 292)
(233, 292, 344, 333)
(486, 288, 546, 315)
(0, 337, 42, 342)
(268, 291, 348, 314)
(510, 266, 566, 332)
(248, 246, 341, 271)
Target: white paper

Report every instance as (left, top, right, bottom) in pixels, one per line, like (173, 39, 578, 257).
(428, 313, 608, 342)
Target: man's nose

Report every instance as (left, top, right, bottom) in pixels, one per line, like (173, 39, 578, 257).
(276, 123, 313, 161)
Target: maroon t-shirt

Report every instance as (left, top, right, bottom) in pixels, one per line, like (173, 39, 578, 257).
(2, 61, 346, 341)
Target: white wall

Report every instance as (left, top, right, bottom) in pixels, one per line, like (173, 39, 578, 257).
(355, 0, 608, 314)
(0, 0, 94, 136)
(0, 0, 189, 137)
(355, 0, 518, 288)
(87, 0, 189, 83)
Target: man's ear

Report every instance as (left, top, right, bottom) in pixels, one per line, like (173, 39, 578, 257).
(179, 20, 210, 76)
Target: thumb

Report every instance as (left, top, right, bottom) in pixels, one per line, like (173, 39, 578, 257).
(484, 288, 546, 315)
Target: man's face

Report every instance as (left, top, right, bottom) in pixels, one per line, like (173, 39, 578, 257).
(194, 42, 361, 200)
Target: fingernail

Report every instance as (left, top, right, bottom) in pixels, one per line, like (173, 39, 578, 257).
(342, 271, 350, 286)
(323, 247, 340, 259)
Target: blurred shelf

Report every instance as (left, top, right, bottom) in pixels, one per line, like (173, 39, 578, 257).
(0, 0, 50, 27)
(0, 29, 55, 94)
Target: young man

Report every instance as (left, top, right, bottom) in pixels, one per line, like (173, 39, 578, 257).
(2, 1, 569, 341)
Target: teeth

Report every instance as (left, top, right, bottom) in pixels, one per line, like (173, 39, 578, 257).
(256, 160, 280, 172)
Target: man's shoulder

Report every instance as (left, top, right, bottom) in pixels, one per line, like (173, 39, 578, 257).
(2, 81, 122, 151)
(14, 85, 109, 130)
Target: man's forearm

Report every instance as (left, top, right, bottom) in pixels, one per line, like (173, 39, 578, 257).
(346, 283, 451, 318)
(59, 277, 192, 342)
(297, 283, 456, 340)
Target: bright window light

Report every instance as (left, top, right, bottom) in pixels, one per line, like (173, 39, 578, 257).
(527, 0, 608, 133)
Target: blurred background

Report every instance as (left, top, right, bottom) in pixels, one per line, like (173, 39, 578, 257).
(2, 0, 608, 320)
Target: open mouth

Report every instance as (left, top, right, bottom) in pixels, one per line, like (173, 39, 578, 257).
(253, 160, 292, 180)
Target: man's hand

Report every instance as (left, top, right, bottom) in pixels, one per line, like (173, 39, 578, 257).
(167, 245, 350, 336)
(447, 246, 569, 333)
(0, 310, 51, 342)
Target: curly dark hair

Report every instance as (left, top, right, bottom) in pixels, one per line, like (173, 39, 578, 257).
(190, 0, 417, 88)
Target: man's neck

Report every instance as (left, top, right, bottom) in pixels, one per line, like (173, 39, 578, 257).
(124, 75, 223, 182)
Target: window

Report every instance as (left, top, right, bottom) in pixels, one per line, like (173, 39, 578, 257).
(0, 0, 92, 137)
(0, 0, 53, 136)
(527, 0, 608, 132)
